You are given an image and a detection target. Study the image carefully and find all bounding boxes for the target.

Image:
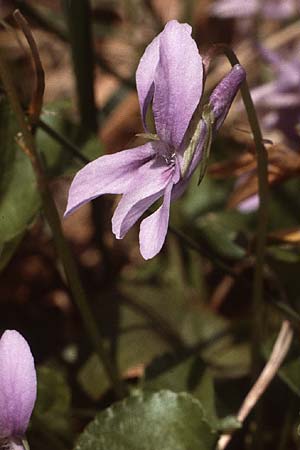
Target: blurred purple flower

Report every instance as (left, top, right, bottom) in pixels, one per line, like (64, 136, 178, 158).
(211, 0, 298, 19)
(65, 20, 245, 259)
(236, 44, 300, 213)
(0, 330, 36, 450)
(251, 45, 300, 147)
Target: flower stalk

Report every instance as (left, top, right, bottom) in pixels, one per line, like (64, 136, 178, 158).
(61, 0, 98, 134)
(0, 50, 125, 399)
(208, 44, 269, 371)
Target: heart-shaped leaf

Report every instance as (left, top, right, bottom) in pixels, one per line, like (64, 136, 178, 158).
(75, 390, 217, 450)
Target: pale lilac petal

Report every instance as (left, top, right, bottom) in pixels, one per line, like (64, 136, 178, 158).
(139, 181, 173, 259)
(136, 21, 192, 131)
(136, 34, 160, 130)
(112, 191, 164, 239)
(112, 158, 174, 238)
(0, 330, 36, 438)
(153, 20, 203, 148)
(65, 143, 155, 216)
(211, 0, 258, 17)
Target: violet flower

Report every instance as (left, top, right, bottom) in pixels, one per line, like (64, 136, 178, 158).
(235, 44, 300, 213)
(65, 20, 245, 259)
(251, 45, 300, 147)
(0, 330, 37, 450)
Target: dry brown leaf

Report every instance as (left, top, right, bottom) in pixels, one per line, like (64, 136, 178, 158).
(268, 228, 300, 244)
(209, 144, 300, 208)
(100, 91, 142, 151)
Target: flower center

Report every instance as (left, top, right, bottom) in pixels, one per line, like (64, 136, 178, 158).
(162, 151, 176, 166)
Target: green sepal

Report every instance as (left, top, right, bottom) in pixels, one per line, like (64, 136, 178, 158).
(135, 133, 160, 141)
(197, 104, 215, 186)
(181, 118, 205, 178)
(180, 104, 215, 182)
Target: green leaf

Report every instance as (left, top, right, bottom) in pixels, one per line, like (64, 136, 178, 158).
(216, 416, 241, 433)
(278, 356, 300, 397)
(0, 233, 23, 271)
(37, 102, 104, 176)
(181, 174, 232, 219)
(78, 282, 233, 400)
(0, 100, 40, 244)
(37, 103, 72, 175)
(144, 353, 217, 422)
(32, 366, 72, 435)
(143, 353, 240, 433)
(78, 311, 169, 400)
(75, 391, 217, 450)
(267, 246, 300, 263)
(195, 213, 246, 261)
(268, 254, 300, 307)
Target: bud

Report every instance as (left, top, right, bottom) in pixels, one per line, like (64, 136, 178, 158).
(209, 64, 246, 131)
(0, 331, 36, 447)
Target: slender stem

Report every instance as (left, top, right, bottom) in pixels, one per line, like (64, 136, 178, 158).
(169, 225, 238, 277)
(61, 0, 98, 134)
(13, 10, 45, 126)
(38, 118, 90, 164)
(209, 44, 269, 371)
(0, 51, 125, 398)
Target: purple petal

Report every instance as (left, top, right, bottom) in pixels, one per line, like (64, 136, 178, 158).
(65, 143, 155, 216)
(136, 34, 160, 131)
(0, 330, 36, 438)
(153, 20, 203, 148)
(251, 82, 300, 109)
(112, 191, 164, 240)
(250, 81, 278, 106)
(209, 64, 246, 131)
(112, 158, 174, 239)
(139, 181, 173, 259)
(136, 21, 192, 132)
(258, 46, 300, 89)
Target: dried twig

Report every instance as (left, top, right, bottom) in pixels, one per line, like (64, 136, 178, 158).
(13, 9, 45, 126)
(217, 320, 293, 450)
